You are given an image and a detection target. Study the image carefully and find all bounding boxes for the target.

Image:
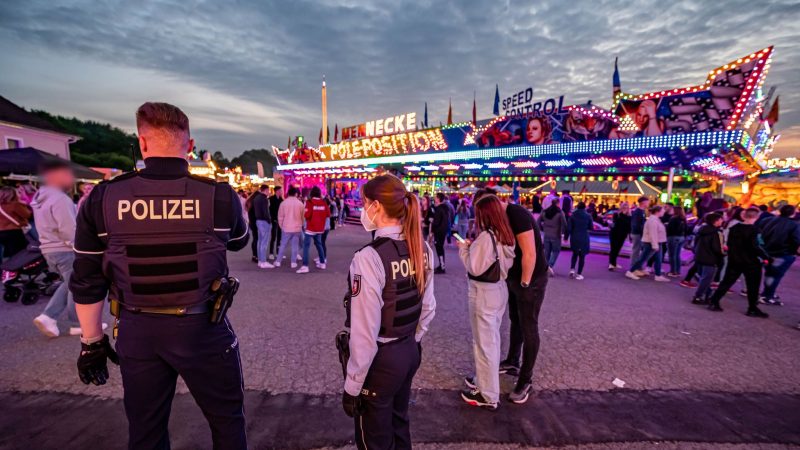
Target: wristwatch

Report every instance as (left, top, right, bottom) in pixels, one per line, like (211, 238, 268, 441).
(520, 281, 530, 288)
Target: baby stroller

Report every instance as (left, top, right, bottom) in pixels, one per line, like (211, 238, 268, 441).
(2, 239, 61, 305)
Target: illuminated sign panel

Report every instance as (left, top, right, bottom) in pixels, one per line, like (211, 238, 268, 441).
(765, 158, 800, 170)
(342, 112, 417, 139)
(275, 47, 772, 179)
(328, 128, 446, 161)
(502, 88, 566, 117)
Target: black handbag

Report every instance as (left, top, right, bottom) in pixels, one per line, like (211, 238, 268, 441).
(467, 230, 502, 283)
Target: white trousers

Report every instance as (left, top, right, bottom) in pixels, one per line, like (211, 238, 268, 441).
(467, 279, 508, 403)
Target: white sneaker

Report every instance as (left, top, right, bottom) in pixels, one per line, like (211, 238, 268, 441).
(69, 323, 108, 336)
(296, 266, 309, 274)
(296, 254, 302, 261)
(273, 261, 281, 268)
(634, 270, 649, 277)
(258, 262, 275, 269)
(569, 270, 575, 279)
(574, 274, 584, 280)
(625, 271, 641, 280)
(548, 267, 555, 277)
(33, 314, 59, 338)
(316, 262, 327, 270)
(615, 264, 624, 270)
(608, 264, 616, 271)
(654, 275, 670, 282)
(290, 263, 298, 269)
(313, 257, 320, 264)
(268, 254, 275, 261)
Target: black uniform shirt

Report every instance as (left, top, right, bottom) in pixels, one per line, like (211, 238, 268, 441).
(70, 157, 249, 304)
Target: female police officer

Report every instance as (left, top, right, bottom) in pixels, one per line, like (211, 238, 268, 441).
(342, 174, 436, 450)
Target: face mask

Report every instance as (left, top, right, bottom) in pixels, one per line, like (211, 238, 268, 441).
(360, 202, 378, 231)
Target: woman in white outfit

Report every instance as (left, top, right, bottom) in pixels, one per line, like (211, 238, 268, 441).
(457, 194, 516, 410)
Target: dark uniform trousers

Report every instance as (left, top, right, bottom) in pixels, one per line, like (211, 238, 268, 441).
(116, 311, 246, 450)
(708, 263, 762, 309)
(505, 276, 548, 387)
(355, 336, 421, 450)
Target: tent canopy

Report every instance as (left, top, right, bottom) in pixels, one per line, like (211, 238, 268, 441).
(0, 147, 104, 180)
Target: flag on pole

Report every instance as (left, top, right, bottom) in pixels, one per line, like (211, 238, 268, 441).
(334, 124, 339, 142)
(613, 57, 621, 97)
(765, 96, 779, 126)
(447, 98, 453, 125)
(472, 91, 477, 124)
(424, 102, 428, 128)
(493, 84, 500, 116)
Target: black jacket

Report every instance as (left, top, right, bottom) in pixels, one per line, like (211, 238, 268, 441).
(631, 208, 646, 235)
(251, 192, 271, 222)
(666, 216, 686, 237)
(694, 224, 725, 266)
(760, 215, 800, 256)
(610, 212, 631, 239)
(432, 203, 450, 234)
(726, 223, 769, 267)
(269, 195, 282, 223)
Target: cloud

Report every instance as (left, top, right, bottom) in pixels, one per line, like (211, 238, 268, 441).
(0, 0, 798, 158)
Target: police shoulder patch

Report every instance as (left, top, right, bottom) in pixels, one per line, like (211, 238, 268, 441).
(351, 274, 362, 297)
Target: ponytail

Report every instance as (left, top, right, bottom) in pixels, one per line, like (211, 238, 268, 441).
(362, 174, 427, 295)
(403, 193, 427, 295)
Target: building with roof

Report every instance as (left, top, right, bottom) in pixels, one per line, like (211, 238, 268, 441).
(0, 95, 79, 159)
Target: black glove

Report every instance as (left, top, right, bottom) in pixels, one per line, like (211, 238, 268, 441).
(342, 392, 362, 417)
(77, 334, 119, 386)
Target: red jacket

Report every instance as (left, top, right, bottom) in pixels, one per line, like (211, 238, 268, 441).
(304, 198, 330, 234)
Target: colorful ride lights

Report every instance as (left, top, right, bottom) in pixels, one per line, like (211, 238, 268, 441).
(485, 162, 510, 169)
(622, 155, 666, 165)
(404, 165, 421, 171)
(439, 164, 460, 171)
(564, 105, 619, 122)
(511, 161, 540, 168)
(691, 157, 745, 177)
(422, 165, 440, 171)
(613, 47, 772, 113)
(579, 157, 616, 166)
(462, 163, 483, 170)
(542, 159, 575, 167)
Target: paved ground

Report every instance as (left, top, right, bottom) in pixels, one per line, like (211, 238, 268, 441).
(0, 225, 799, 449)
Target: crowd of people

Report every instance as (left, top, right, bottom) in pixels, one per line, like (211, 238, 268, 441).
(438, 187, 798, 326)
(409, 184, 799, 416)
(0, 162, 98, 337)
(239, 184, 346, 274)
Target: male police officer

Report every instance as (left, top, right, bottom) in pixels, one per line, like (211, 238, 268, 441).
(70, 102, 249, 450)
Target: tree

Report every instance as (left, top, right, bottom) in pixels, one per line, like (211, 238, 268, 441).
(230, 149, 278, 177)
(211, 151, 231, 168)
(30, 110, 140, 169)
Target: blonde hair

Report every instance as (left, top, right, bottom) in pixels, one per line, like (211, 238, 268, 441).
(362, 174, 426, 294)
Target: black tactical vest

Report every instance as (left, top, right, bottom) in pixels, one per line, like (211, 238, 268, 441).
(369, 237, 423, 339)
(101, 174, 227, 307)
